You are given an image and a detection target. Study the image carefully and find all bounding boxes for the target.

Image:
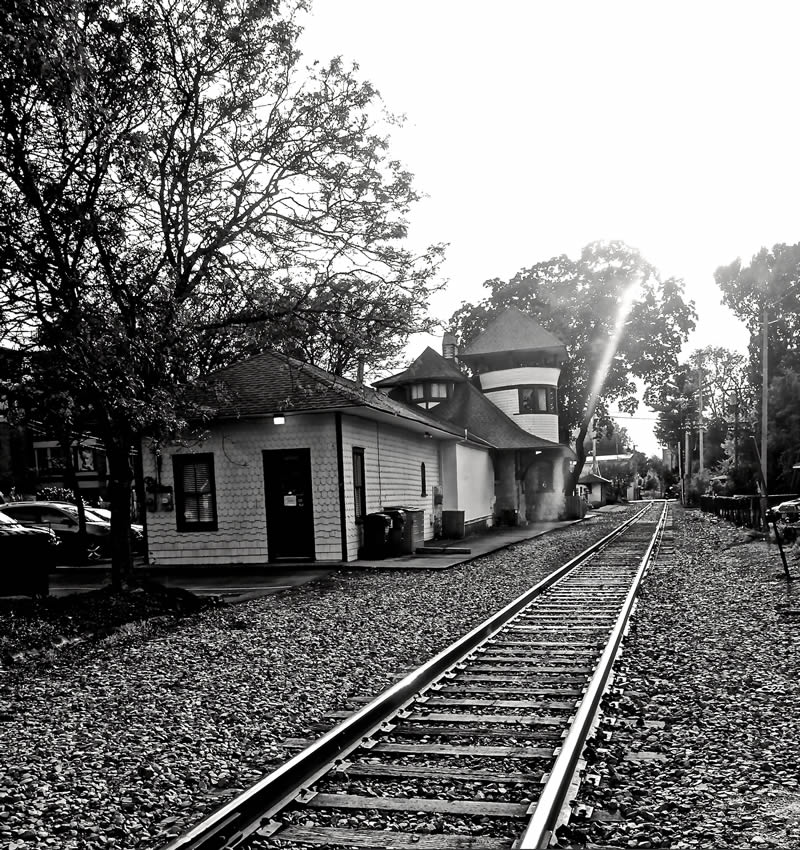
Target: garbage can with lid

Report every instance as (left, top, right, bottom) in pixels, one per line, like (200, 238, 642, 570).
(361, 512, 392, 559)
(382, 506, 425, 554)
(383, 509, 406, 555)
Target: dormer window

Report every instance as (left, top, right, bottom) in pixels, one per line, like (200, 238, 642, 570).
(409, 382, 449, 404)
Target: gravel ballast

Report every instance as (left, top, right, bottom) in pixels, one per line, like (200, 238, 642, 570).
(1, 504, 799, 849)
(571, 507, 800, 850)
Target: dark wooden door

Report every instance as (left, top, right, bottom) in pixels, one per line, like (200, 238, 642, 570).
(263, 448, 315, 561)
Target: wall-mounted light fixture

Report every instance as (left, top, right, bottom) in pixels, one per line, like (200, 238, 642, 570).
(273, 414, 285, 425)
(423, 431, 432, 439)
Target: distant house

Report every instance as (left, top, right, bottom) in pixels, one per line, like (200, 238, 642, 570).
(578, 453, 638, 506)
(143, 308, 576, 567)
(577, 471, 612, 507)
(0, 347, 110, 504)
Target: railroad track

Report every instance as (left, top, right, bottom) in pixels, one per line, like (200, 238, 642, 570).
(164, 501, 669, 850)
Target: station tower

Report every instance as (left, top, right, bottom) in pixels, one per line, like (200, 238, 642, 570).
(458, 307, 571, 519)
(458, 307, 566, 443)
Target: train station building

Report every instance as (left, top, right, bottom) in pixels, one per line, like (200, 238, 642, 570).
(142, 308, 575, 567)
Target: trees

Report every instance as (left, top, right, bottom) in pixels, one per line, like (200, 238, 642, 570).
(449, 241, 696, 492)
(0, 0, 444, 585)
(646, 346, 755, 490)
(715, 244, 800, 489)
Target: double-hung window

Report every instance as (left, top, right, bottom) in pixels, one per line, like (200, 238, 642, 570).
(174, 453, 218, 532)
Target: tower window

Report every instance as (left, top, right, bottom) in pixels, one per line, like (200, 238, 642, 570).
(519, 386, 558, 414)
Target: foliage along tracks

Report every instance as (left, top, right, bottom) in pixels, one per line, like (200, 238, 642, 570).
(162, 502, 669, 850)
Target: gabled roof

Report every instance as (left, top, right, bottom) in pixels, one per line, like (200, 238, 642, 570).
(373, 347, 467, 389)
(460, 307, 566, 358)
(426, 381, 572, 454)
(192, 350, 484, 442)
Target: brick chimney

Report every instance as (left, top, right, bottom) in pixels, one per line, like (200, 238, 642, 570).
(442, 331, 458, 360)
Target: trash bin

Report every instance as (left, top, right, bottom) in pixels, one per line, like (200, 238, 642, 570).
(361, 512, 392, 559)
(383, 509, 406, 555)
(383, 506, 425, 554)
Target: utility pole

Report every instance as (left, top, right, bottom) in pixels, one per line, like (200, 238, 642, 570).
(684, 427, 691, 505)
(761, 305, 769, 493)
(697, 356, 704, 473)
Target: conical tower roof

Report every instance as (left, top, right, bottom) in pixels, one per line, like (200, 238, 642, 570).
(460, 307, 566, 359)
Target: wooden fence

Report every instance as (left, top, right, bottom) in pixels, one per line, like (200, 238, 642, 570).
(698, 493, 798, 531)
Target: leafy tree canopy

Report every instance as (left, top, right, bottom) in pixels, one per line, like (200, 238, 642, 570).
(582, 421, 633, 456)
(715, 244, 800, 487)
(449, 241, 696, 487)
(0, 0, 445, 579)
(715, 243, 800, 378)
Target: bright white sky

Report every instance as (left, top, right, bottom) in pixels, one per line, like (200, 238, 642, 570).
(299, 1, 800, 454)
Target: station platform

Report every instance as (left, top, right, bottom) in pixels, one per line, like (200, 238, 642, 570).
(47, 514, 594, 602)
(348, 516, 579, 570)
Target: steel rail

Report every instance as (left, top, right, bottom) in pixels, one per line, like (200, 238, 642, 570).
(162, 503, 655, 850)
(516, 500, 668, 849)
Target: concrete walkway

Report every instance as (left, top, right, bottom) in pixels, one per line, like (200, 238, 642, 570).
(46, 513, 599, 601)
(347, 517, 579, 570)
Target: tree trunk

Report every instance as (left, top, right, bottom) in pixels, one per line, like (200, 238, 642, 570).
(105, 438, 134, 591)
(565, 415, 592, 496)
(60, 435, 88, 563)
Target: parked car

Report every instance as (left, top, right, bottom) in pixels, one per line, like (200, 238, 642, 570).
(0, 511, 56, 596)
(82, 507, 146, 555)
(768, 497, 800, 541)
(0, 501, 111, 563)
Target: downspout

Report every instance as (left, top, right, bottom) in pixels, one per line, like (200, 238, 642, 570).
(335, 413, 348, 562)
(375, 421, 383, 504)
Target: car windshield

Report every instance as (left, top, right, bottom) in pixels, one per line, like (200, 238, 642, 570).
(82, 508, 111, 523)
(87, 508, 112, 521)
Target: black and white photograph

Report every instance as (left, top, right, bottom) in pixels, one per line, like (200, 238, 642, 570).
(1, 2, 800, 848)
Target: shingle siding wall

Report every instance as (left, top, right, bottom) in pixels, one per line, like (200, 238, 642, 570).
(480, 366, 561, 442)
(341, 417, 440, 551)
(513, 413, 560, 442)
(142, 414, 341, 566)
(482, 388, 560, 440)
(142, 413, 443, 566)
(479, 367, 561, 391)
